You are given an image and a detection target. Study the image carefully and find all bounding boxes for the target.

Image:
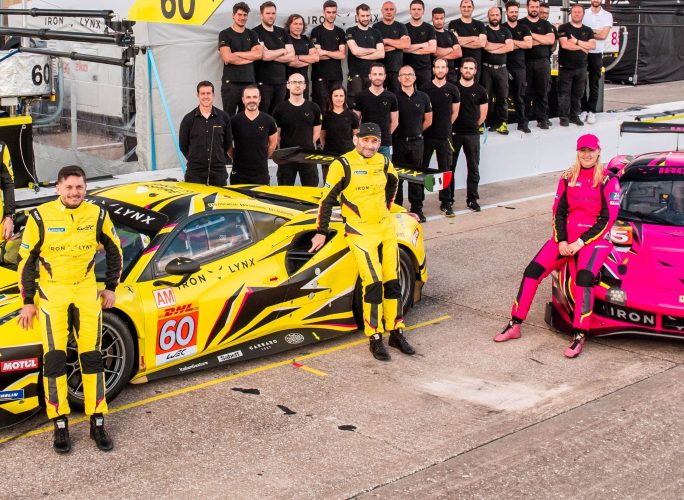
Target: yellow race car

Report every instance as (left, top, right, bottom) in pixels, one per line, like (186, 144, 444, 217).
(0, 181, 427, 428)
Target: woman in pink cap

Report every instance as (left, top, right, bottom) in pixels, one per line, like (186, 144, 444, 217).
(494, 133, 621, 358)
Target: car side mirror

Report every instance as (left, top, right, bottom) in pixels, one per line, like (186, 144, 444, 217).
(153, 257, 201, 287)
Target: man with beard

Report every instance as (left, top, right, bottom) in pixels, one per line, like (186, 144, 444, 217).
(403, 0, 437, 89)
(432, 7, 461, 85)
(582, 0, 613, 124)
(446, 57, 487, 213)
(229, 85, 278, 185)
(346, 3, 385, 107)
(482, 6, 513, 135)
(310, 123, 415, 361)
(218, 2, 263, 116)
(310, 1, 347, 111)
(448, 0, 486, 82)
(373, 1, 410, 93)
(505, 1, 533, 133)
(253, 2, 294, 115)
(353, 63, 399, 159)
(421, 58, 460, 217)
(519, 0, 556, 129)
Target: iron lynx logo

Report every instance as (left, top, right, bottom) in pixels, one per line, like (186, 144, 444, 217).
(1, 358, 39, 372)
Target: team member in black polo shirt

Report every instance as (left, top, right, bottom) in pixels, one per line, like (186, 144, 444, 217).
(519, 0, 555, 129)
(273, 74, 322, 186)
(446, 57, 488, 212)
(285, 14, 319, 101)
(321, 86, 360, 179)
(310, 1, 346, 111)
(253, 2, 294, 115)
(557, 4, 595, 127)
(448, 0, 486, 82)
(403, 0, 437, 90)
(374, 1, 410, 93)
(393, 65, 432, 221)
(346, 4, 384, 107)
(422, 58, 460, 217)
(179, 81, 233, 186)
(432, 7, 462, 85)
(482, 6, 513, 135)
(505, 1, 533, 133)
(353, 63, 399, 159)
(229, 85, 278, 185)
(218, 2, 263, 116)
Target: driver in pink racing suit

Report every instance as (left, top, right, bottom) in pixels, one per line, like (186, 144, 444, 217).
(494, 134, 620, 358)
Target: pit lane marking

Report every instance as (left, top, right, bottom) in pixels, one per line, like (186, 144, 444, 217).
(425, 191, 555, 221)
(292, 362, 328, 377)
(0, 315, 450, 445)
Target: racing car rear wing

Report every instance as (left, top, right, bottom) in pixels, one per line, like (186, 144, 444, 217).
(620, 121, 684, 135)
(272, 147, 452, 193)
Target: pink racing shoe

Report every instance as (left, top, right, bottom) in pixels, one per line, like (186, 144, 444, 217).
(494, 321, 522, 342)
(564, 336, 585, 358)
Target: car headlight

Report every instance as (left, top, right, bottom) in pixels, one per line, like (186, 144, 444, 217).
(606, 287, 627, 306)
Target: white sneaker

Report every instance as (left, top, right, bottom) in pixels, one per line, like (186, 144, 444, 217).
(586, 112, 596, 124)
(580, 111, 588, 122)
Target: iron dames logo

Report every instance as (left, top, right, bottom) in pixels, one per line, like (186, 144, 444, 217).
(597, 301, 656, 327)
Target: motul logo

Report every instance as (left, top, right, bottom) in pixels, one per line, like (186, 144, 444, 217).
(1, 358, 39, 372)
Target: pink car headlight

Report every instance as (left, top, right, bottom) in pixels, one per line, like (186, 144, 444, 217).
(606, 287, 627, 305)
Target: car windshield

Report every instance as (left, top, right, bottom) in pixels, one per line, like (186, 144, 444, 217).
(94, 224, 151, 280)
(619, 179, 684, 227)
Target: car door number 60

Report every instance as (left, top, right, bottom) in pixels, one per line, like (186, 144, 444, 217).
(159, 316, 195, 351)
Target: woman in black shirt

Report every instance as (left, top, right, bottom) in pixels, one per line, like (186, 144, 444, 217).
(320, 85, 360, 180)
(285, 14, 319, 101)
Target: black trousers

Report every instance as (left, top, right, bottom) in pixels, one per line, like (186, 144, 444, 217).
(481, 65, 509, 127)
(230, 169, 270, 185)
(525, 58, 551, 122)
(347, 75, 371, 107)
(392, 137, 424, 209)
(258, 83, 287, 115)
(508, 67, 527, 127)
(312, 78, 342, 111)
(422, 137, 452, 172)
(441, 133, 480, 204)
(385, 71, 400, 93)
(582, 53, 603, 113)
(276, 162, 319, 187)
(185, 165, 228, 186)
(557, 66, 587, 119)
(221, 82, 251, 116)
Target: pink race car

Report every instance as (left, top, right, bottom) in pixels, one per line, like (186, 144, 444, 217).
(546, 122, 684, 339)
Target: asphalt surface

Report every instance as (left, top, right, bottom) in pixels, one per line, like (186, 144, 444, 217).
(1, 169, 682, 499)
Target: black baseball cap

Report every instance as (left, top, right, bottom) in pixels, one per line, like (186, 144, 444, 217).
(358, 122, 381, 139)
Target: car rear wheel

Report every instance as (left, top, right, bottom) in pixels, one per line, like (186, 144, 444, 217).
(66, 312, 135, 409)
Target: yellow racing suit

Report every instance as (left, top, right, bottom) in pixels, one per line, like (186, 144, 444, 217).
(0, 140, 15, 242)
(18, 199, 122, 419)
(316, 149, 404, 336)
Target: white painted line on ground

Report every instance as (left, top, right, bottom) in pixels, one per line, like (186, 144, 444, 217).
(426, 191, 556, 221)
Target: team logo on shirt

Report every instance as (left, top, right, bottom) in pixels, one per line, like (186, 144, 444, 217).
(259, 126, 264, 131)
(382, 101, 388, 106)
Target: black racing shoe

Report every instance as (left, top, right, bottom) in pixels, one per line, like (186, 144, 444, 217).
(90, 414, 114, 452)
(412, 208, 427, 223)
(569, 115, 584, 126)
(369, 335, 390, 361)
(440, 203, 455, 218)
(388, 329, 416, 355)
(467, 200, 481, 212)
(53, 416, 71, 454)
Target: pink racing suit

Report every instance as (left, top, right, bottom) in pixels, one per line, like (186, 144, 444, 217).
(512, 166, 620, 330)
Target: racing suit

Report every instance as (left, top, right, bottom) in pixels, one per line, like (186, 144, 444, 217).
(512, 166, 620, 330)
(18, 199, 122, 419)
(316, 150, 405, 336)
(0, 140, 15, 242)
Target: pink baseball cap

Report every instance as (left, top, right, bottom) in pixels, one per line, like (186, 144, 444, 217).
(576, 133, 601, 151)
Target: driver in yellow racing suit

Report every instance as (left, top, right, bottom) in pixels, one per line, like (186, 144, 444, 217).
(310, 122, 415, 361)
(0, 140, 15, 241)
(17, 165, 122, 454)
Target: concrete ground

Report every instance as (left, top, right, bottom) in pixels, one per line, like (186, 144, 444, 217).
(604, 80, 684, 112)
(1, 171, 682, 499)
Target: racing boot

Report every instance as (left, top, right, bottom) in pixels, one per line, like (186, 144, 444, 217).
(369, 334, 390, 361)
(388, 328, 416, 355)
(494, 319, 522, 342)
(90, 413, 114, 452)
(53, 416, 71, 454)
(564, 332, 585, 358)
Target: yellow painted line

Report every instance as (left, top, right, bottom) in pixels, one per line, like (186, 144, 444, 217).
(0, 315, 449, 445)
(296, 365, 328, 377)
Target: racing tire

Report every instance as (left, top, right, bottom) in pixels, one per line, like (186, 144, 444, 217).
(66, 312, 136, 410)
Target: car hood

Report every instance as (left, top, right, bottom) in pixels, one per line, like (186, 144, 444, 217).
(633, 224, 684, 292)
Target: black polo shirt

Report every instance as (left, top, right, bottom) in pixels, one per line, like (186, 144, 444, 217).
(557, 23, 595, 69)
(288, 35, 315, 80)
(231, 111, 277, 175)
(518, 17, 555, 60)
(179, 106, 232, 168)
(453, 81, 488, 135)
(505, 21, 532, 70)
(448, 18, 486, 65)
(322, 109, 359, 155)
(483, 25, 512, 65)
(273, 100, 322, 149)
(421, 81, 460, 139)
(403, 22, 436, 72)
(373, 20, 408, 73)
(345, 25, 383, 77)
(394, 88, 432, 138)
(218, 27, 260, 83)
(434, 29, 459, 79)
(353, 89, 399, 147)
(253, 25, 291, 85)
(310, 24, 346, 81)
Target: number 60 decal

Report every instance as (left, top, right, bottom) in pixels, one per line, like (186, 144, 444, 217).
(159, 316, 195, 351)
(156, 305, 199, 360)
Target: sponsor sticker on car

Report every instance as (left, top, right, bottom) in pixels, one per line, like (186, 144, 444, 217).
(284, 333, 305, 345)
(0, 389, 24, 401)
(156, 304, 199, 366)
(1, 358, 39, 373)
(153, 287, 177, 308)
(217, 350, 243, 363)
